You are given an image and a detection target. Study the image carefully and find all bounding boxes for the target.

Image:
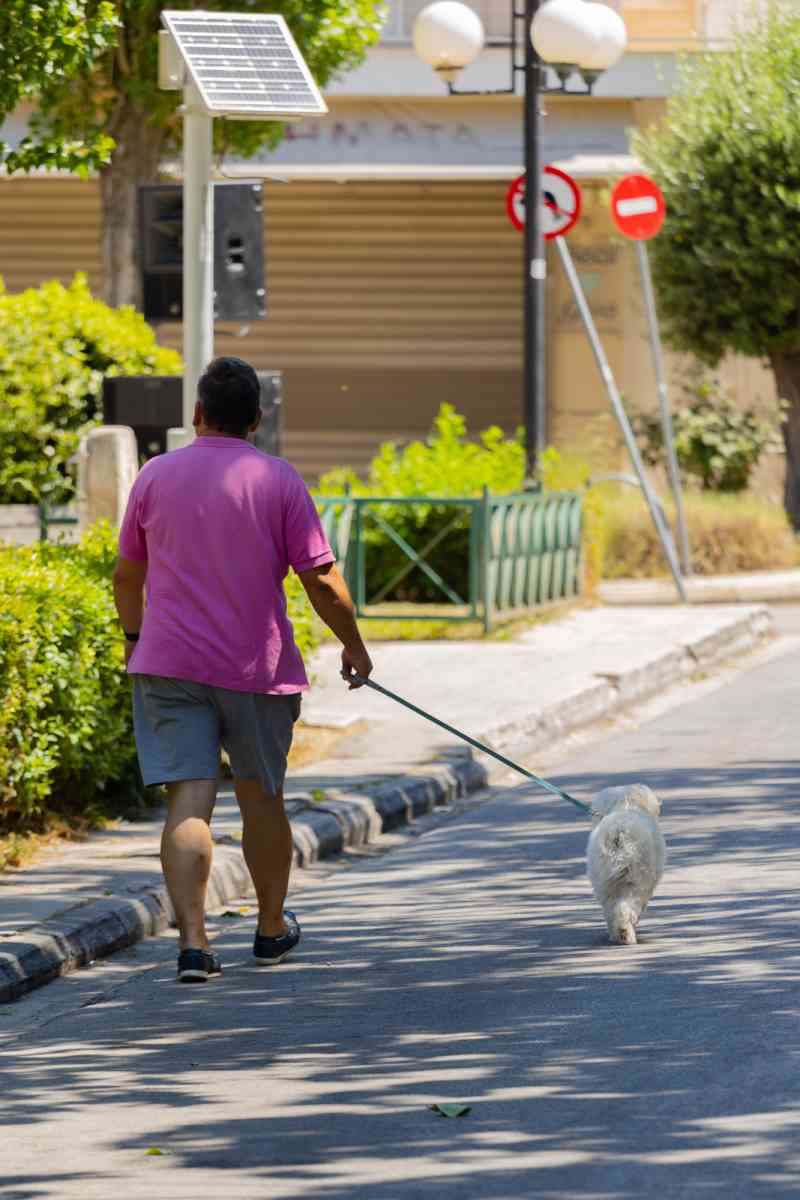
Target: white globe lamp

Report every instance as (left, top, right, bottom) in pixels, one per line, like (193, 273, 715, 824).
(578, 3, 628, 73)
(530, 0, 598, 77)
(413, 1, 485, 85)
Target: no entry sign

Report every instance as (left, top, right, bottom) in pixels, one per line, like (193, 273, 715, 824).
(611, 174, 666, 241)
(506, 165, 582, 240)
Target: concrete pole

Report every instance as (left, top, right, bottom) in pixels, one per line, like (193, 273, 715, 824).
(180, 80, 214, 439)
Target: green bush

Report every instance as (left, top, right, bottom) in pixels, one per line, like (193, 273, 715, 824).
(0, 529, 136, 832)
(319, 405, 527, 603)
(602, 492, 798, 579)
(0, 274, 181, 505)
(285, 569, 318, 663)
(0, 520, 321, 834)
(629, 378, 781, 493)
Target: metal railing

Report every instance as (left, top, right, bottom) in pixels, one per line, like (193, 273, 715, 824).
(316, 489, 583, 632)
(38, 503, 79, 542)
(39, 491, 583, 634)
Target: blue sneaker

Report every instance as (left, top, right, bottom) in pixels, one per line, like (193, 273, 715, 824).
(177, 948, 222, 983)
(253, 910, 301, 966)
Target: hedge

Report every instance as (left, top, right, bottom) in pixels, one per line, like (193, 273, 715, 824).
(318, 404, 528, 603)
(0, 527, 136, 831)
(0, 523, 320, 836)
(0, 274, 181, 506)
(317, 408, 605, 602)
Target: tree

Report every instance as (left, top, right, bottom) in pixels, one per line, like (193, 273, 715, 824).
(634, 4, 800, 528)
(26, 0, 385, 308)
(0, 0, 118, 175)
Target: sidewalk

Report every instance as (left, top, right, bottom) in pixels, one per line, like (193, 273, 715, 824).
(0, 603, 773, 1002)
(598, 568, 800, 605)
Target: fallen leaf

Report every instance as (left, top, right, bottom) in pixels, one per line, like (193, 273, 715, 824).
(429, 1103, 471, 1119)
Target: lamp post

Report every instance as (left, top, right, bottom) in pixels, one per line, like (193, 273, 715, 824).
(413, 0, 627, 478)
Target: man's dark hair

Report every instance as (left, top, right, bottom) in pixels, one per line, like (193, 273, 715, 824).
(198, 356, 261, 434)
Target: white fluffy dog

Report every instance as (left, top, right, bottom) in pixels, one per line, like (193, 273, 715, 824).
(586, 784, 666, 945)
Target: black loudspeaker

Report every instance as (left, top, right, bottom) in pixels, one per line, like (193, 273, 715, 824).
(138, 183, 266, 323)
(102, 375, 182, 460)
(250, 371, 283, 458)
(214, 183, 267, 322)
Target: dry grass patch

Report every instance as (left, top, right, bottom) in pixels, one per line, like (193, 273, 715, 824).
(602, 492, 799, 579)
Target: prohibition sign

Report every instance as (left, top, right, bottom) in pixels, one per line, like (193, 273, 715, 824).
(505, 165, 582, 239)
(611, 174, 666, 241)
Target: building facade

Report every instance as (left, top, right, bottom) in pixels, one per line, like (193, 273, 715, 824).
(0, 0, 776, 478)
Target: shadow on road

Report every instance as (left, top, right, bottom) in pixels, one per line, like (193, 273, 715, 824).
(2, 754, 800, 1198)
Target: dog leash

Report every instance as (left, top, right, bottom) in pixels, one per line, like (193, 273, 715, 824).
(349, 674, 593, 817)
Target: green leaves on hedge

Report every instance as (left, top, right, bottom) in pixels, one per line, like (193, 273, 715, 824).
(0, 523, 137, 830)
(0, 519, 320, 833)
(317, 405, 526, 605)
(0, 274, 181, 506)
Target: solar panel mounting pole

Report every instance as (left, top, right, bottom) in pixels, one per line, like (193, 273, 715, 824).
(181, 79, 214, 440)
(160, 9, 330, 451)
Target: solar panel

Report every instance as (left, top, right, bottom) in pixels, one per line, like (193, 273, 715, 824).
(161, 11, 328, 119)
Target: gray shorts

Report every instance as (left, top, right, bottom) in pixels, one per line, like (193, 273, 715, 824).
(132, 675, 301, 794)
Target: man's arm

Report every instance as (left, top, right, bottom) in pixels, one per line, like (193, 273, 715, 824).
(297, 562, 373, 689)
(112, 555, 148, 663)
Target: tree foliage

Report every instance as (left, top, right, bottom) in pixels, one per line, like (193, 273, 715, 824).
(0, 1, 118, 175)
(28, 0, 385, 163)
(634, 4, 800, 364)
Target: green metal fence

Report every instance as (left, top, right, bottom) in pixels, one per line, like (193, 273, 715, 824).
(316, 489, 583, 632)
(38, 491, 582, 633)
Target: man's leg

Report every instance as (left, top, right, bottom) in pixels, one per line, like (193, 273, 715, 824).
(235, 780, 292, 937)
(161, 779, 217, 950)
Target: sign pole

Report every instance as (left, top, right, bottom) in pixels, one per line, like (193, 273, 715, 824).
(180, 79, 215, 442)
(554, 235, 687, 603)
(524, 0, 546, 476)
(636, 239, 692, 576)
(507, 164, 582, 480)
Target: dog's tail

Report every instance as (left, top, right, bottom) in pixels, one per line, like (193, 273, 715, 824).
(587, 808, 664, 902)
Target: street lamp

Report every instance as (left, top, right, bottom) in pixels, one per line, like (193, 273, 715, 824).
(413, 0, 627, 477)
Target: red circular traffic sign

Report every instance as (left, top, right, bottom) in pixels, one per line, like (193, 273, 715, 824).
(611, 174, 666, 241)
(506, 165, 582, 240)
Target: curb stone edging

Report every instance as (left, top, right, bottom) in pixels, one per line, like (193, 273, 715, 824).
(0, 748, 487, 1004)
(472, 607, 774, 767)
(0, 606, 774, 1003)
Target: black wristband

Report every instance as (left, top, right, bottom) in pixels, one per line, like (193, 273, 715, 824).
(123, 631, 140, 642)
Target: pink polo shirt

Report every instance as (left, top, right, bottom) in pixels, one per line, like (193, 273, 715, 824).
(118, 437, 334, 694)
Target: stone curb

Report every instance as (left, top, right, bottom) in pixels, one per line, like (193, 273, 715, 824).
(0, 607, 773, 1003)
(475, 607, 773, 767)
(0, 748, 487, 1004)
(598, 574, 800, 606)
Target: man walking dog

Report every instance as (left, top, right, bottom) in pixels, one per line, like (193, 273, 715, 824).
(113, 356, 373, 982)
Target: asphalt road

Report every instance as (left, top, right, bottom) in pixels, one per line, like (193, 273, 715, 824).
(3, 629, 800, 1199)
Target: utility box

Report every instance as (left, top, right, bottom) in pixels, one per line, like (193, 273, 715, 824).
(102, 375, 182, 460)
(103, 370, 283, 459)
(138, 182, 266, 323)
